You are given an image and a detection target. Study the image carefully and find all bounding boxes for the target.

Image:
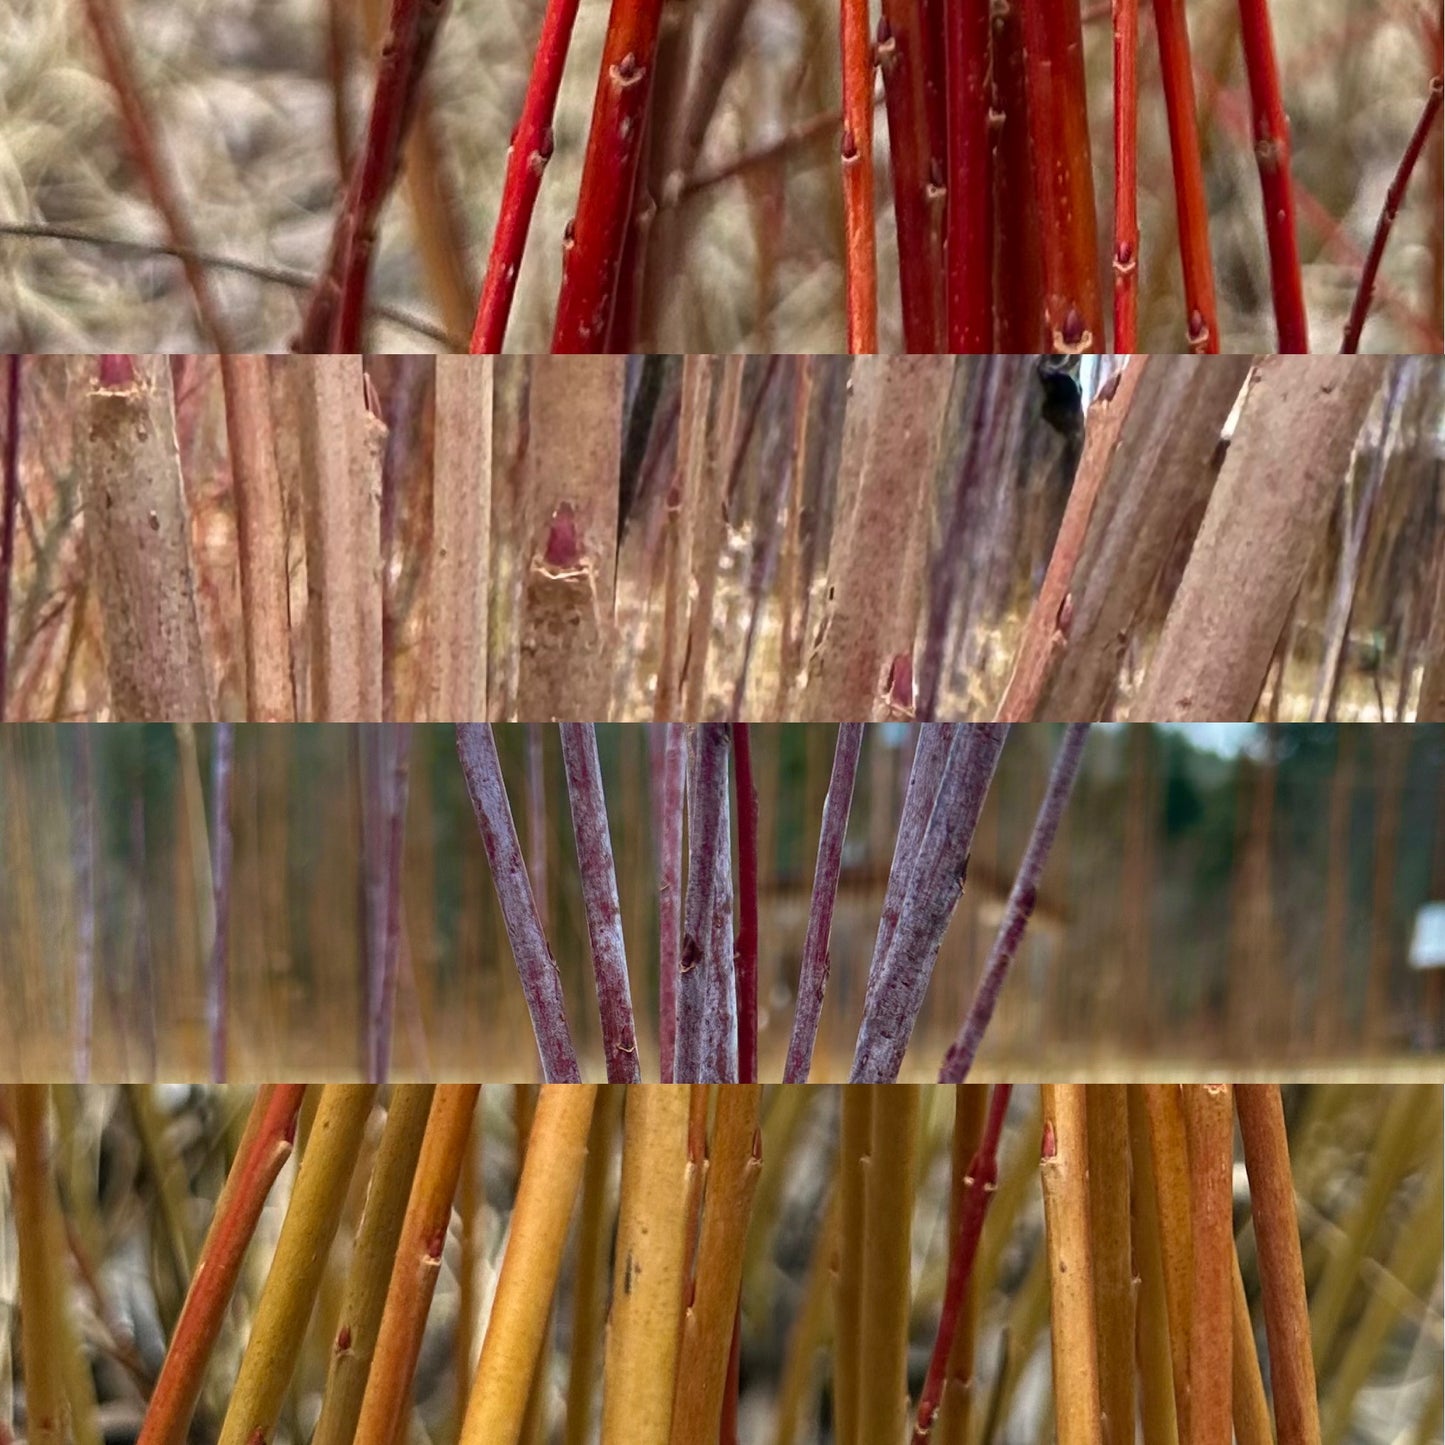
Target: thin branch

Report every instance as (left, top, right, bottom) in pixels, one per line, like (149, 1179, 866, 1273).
(0, 355, 19, 721)
(206, 724, 235, 1083)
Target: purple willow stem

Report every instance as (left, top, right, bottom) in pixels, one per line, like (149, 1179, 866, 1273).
(72, 726, 96, 1082)
(360, 726, 388, 1078)
(456, 724, 582, 1083)
(525, 723, 550, 930)
(674, 723, 732, 1083)
(706, 776, 739, 1082)
(850, 723, 1010, 1083)
(862, 723, 959, 1022)
(939, 723, 1090, 1083)
(375, 723, 413, 1082)
(652, 723, 686, 1082)
(0, 355, 20, 721)
(731, 722, 759, 1083)
(206, 723, 235, 1083)
(783, 722, 865, 1083)
(561, 723, 642, 1083)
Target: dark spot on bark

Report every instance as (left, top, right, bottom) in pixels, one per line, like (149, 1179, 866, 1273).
(680, 932, 703, 973)
(624, 1250, 635, 1295)
(425, 1226, 446, 1261)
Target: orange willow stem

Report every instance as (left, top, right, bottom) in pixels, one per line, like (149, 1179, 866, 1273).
(1019, 0, 1103, 352)
(1153, 0, 1220, 352)
(911, 1084, 1011, 1443)
(944, 0, 992, 350)
(1112, 0, 1140, 350)
(840, 0, 879, 353)
(550, 0, 667, 352)
(1236, 0, 1309, 352)
(1184, 1085, 1234, 1445)
(1342, 76, 1443, 353)
(470, 0, 582, 353)
(879, 0, 944, 351)
(137, 1085, 307, 1445)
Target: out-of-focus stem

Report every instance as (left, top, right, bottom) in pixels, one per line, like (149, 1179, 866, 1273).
(206, 724, 235, 1082)
(0, 355, 21, 721)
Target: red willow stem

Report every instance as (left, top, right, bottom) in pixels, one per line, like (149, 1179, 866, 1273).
(470, 0, 582, 353)
(0, 355, 19, 722)
(879, 0, 944, 352)
(207, 723, 235, 1084)
(1019, 0, 1103, 352)
(674, 723, 732, 1082)
(944, 0, 993, 350)
(651, 724, 687, 1082)
(550, 0, 667, 352)
(1112, 0, 1140, 351)
(137, 1084, 306, 1445)
(783, 722, 865, 1083)
(1152, 0, 1221, 353)
(296, 0, 449, 353)
(862, 724, 958, 1021)
(1236, 0, 1309, 353)
(1342, 76, 1444, 354)
(455, 725, 582, 1083)
(839, 0, 879, 352)
(730, 723, 760, 1084)
(939, 724, 1091, 1083)
(851, 724, 1010, 1083)
(910, 1083, 1013, 1443)
(560, 723, 642, 1083)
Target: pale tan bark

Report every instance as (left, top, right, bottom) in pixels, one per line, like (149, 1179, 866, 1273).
(218, 355, 293, 721)
(82, 357, 212, 720)
(294, 356, 385, 721)
(516, 357, 624, 721)
(1134, 357, 1387, 721)
(429, 356, 492, 721)
(804, 356, 953, 720)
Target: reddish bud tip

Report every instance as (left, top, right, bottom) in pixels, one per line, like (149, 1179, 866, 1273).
(543, 502, 584, 568)
(884, 653, 913, 710)
(98, 354, 136, 387)
(1061, 306, 1085, 347)
(1041, 1120, 1057, 1158)
(425, 1226, 446, 1261)
(336, 1324, 352, 1352)
(841, 127, 859, 162)
(1186, 310, 1211, 350)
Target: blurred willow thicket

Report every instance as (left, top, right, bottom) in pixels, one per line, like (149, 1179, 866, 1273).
(0, 1084, 1438, 1445)
(0, 0, 1438, 352)
(1, 723, 1443, 1079)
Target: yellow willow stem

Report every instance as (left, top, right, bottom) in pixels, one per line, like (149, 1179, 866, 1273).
(1231, 1244, 1274, 1445)
(459, 1084, 599, 1445)
(564, 1086, 622, 1445)
(1128, 1086, 1181, 1445)
(352, 1084, 481, 1445)
(1185, 1084, 1234, 1445)
(1039, 1085, 1103, 1445)
(600, 1086, 692, 1445)
(671, 1084, 765, 1445)
(859, 1084, 920, 1445)
(773, 1190, 839, 1445)
(833, 1085, 872, 1445)
(455, 1103, 481, 1438)
(1085, 1084, 1134, 1445)
(312, 1085, 435, 1445)
(217, 1085, 377, 1445)
(1141, 1083, 1194, 1443)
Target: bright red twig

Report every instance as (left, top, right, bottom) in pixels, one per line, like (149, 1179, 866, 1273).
(840, 0, 879, 353)
(550, 0, 666, 352)
(944, 0, 993, 350)
(910, 1084, 1013, 1444)
(1342, 75, 1443, 353)
(1112, 0, 1139, 351)
(1236, 0, 1309, 352)
(470, 0, 582, 353)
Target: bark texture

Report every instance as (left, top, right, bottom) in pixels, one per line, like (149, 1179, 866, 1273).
(1134, 357, 1387, 721)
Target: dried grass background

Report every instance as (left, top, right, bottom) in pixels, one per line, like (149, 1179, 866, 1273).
(0, 0, 1439, 352)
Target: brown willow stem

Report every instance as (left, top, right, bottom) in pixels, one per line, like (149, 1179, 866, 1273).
(0, 355, 19, 722)
(1184, 1084, 1235, 1445)
(470, 0, 582, 352)
(352, 1084, 482, 1445)
(455, 725, 582, 1082)
(1039, 1085, 1104, 1445)
(550, 0, 667, 351)
(137, 1085, 307, 1445)
(560, 724, 641, 1082)
(1113, 0, 1140, 349)
(1235, 1085, 1321, 1445)
(840, 0, 879, 352)
(939, 724, 1089, 1081)
(1237, 0, 1309, 352)
(731, 723, 760, 1084)
(296, 0, 449, 352)
(912, 1083, 1012, 1442)
(784, 722, 865, 1081)
(1153, 0, 1220, 351)
(1341, 76, 1443, 353)
(459, 1086, 599, 1445)
(1086, 1085, 1135, 1445)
